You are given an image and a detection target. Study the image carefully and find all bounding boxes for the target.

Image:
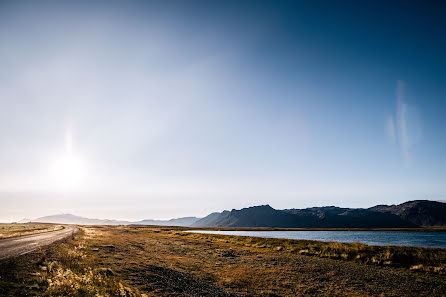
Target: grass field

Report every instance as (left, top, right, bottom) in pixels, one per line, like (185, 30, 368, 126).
(0, 223, 63, 239)
(0, 225, 445, 296)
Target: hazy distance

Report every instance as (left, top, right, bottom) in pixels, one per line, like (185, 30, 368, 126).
(1, 1, 445, 221)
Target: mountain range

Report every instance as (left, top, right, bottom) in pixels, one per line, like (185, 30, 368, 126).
(192, 200, 446, 228)
(24, 214, 200, 226)
(22, 200, 446, 228)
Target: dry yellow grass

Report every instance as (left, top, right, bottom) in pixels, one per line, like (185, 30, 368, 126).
(0, 223, 64, 239)
(1, 225, 445, 296)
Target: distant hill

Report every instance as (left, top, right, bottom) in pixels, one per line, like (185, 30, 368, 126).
(192, 200, 445, 228)
(17, 218, 32, 223)
(133, 217, 200, 227)
(32, 214, 200, 226)
(34, 214, 130, 225)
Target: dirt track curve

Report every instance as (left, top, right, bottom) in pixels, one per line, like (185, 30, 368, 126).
(0, 226, 77, 260)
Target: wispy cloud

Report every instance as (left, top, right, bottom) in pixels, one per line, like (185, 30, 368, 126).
(390, 80, 422, 166)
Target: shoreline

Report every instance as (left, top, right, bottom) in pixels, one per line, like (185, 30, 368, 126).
(1, 225, 445, 296)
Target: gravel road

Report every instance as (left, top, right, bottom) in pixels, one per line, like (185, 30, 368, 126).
(0, 226, 77, 260)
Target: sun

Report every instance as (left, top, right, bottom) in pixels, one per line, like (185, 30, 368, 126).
(50, 127, 87, 190)
(52, 153, 85, 190)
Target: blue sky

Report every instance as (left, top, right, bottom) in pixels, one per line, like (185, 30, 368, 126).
(0, 1, 445, 220)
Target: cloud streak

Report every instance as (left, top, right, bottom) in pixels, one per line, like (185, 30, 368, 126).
(394, 80, 422, 166)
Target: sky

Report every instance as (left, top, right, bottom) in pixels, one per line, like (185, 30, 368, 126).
(0, 0, 445, 221)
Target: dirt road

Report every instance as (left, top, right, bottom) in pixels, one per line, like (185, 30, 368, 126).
(0, 226, 77, 260)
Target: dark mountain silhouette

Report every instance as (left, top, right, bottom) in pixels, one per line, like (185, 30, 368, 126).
(192, 200, 445, 228)
(193, 205, 299, 228)
(32, 214, 200, 226)
(369, 200, 446, 227)
(28, 200, 445, 228)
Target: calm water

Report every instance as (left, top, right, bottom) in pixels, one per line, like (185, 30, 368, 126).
(187, 230, 446, 248)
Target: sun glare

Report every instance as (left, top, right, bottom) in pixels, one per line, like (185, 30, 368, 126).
(52, 154, 85, 190)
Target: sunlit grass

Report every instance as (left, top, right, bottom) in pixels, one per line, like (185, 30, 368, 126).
(185, 230, 446, 274)
(1, 226, 445, 296)
(0, 223, 63, 239)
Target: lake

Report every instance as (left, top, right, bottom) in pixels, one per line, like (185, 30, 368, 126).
(186, 230, 446, 248)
